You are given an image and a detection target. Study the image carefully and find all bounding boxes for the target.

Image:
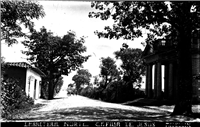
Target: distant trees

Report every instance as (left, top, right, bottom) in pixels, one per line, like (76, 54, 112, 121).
(1, 0, 45, 45)
(77, 44, 145, 103)
(99, 57, 121, 88)
(114, 43, 145, 87)
(72, 69, 92, 94)
(22, 27, 90, 99)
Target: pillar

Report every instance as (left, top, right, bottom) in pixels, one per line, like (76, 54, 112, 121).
(164, 64, 169, 99)
(168, 63, 174, 100)
(154, 63, 157, 98)
(156, 62, 162, 99)
(147, 64, 153, 98)
(145, 65, 149, 97)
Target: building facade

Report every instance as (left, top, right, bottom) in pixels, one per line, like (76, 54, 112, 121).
(142, 30, 200, 102)
(4, 62, 46, 99)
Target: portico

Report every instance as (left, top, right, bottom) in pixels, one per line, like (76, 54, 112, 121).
(143, 39, 180, 101)
(143, 30, 200, 102)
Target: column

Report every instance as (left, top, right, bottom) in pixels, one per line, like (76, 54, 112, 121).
(164, 64, 169, 99)
(154, 63, 157, 98)
(147, 64, 153, 98)
(168, 63, 174, 100)
(145, 65, 149, 98)
(156, 62, 162, 99)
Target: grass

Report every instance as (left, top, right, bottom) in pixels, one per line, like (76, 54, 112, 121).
(1, 103, 46, 120)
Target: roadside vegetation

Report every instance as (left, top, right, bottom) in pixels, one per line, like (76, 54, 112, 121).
(1, 58, 44, 120)
(70, 43, 146, 103)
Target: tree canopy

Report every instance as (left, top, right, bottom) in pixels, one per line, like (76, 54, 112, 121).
(22, 27, 90, 99)
(89, 1, 200, 115)
(99, 57, 120, 88)
(114, 43, 145, 87)
(89, 1, 199, 41)
(1, 0, 45, 45)
(72, 69, 92, 93)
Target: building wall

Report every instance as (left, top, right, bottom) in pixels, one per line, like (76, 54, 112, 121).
(25, 68, 42, 99)
(4, 67, 26, 90)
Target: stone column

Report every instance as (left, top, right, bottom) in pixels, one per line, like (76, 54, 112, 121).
(154, 63, 157, 98)
(145, 65, 149, 97)
(156, 62, 162, 99)
(148, 64, 153, 98)
(168, 63, 174, 100)
(164, 64, 169, 99)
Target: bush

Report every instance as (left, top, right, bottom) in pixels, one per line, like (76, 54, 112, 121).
(1, 78, 34, 119)
(91, 81, 145, 103)
(80, 86, 94, 98)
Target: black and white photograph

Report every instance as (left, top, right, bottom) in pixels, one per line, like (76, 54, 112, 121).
(1, 0, 200, 125)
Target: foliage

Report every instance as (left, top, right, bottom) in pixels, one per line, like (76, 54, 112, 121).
(72, 69, 92, 94)
(68, 83, 75, 87)
(1, 78, 34, 119)
(89, 1, 200, 115)
(54, 76, 64, 96)
(93, 75, 100, 87)
(80, 86, 95, 98)
(1, 57, 6, 76)
(67, 85, 77, 96)
(99, 57, 120, 88)
(80, 46, 145, 103)
(1, 0, 45, 46)
(22, 27, 90, 99)
(114, 43, 145, 87)
(89, 1, 199, 40)
(80, 80, 145, 103)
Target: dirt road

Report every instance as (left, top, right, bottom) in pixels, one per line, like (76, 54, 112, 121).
(7, 90, 200, 122)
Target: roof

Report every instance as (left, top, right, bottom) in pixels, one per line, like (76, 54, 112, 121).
(6, 62, 46, 77)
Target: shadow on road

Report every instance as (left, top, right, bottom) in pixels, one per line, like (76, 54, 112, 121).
(15, 106, 199, 122)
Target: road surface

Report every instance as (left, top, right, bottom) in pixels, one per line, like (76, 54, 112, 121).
(6, 90, 200, 122)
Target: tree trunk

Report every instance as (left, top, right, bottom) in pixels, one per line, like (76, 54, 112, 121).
(171, 30, 193, 116)
(48, 81, 54, 100)
(48, 71, 54, 100)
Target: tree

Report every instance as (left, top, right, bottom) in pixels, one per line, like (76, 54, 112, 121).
(89, 1, 200, 115)
(93, 75, 100, 87)
(72, 69, 92, 93)
(99, 57, 120, 88)
(1, 57, 6, 77)
(1, 0, 45, 46)
(114, 43, 145, 87)
(54, 76, 64, 96)
(22, 27, 90, 99)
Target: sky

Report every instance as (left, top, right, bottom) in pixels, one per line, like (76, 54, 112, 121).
(1, 1, 147, 88)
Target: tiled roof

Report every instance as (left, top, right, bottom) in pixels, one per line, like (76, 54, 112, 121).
(6, 62, 46, 77)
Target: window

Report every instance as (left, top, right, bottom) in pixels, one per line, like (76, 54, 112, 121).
(161, 40, 166, 46)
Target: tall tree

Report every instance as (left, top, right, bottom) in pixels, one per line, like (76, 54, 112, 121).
(89, 1, 200, 115)
(99, 57, 120, 88)
(72, 69, 92, 93)
(1, 0, 45, 46)
(114, 43, 145, 87)
(22, 27, 90, 99)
